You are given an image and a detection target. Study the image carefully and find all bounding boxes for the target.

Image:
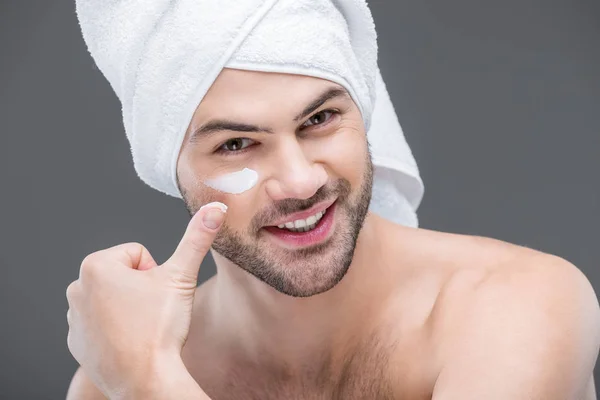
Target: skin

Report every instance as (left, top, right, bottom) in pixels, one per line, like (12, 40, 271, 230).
(67, 68, 600, 399)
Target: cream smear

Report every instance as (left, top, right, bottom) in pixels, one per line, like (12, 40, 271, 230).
(203, 168, 259, 194)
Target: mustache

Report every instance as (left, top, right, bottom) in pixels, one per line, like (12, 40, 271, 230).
(251, 179, 351, 230)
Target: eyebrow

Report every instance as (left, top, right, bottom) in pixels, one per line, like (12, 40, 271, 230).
(188, 86, 350, 143)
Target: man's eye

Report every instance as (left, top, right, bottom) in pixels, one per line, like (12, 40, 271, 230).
(219, 138, 254, 153)
(302, 109, 338, 128)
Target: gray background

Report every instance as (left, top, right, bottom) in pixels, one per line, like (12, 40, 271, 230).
(1, 0, 598, 398)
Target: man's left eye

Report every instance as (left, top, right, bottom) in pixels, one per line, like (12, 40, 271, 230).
(302, 110, 338, 128)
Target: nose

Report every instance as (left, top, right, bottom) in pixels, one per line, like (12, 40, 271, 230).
(264, 139, 328, 201)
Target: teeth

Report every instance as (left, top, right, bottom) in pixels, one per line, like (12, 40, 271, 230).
(275, 207, 327, 232)
(294, 219, 307, 229)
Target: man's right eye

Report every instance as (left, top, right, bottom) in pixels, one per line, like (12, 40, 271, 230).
(217, 138, 255, 154)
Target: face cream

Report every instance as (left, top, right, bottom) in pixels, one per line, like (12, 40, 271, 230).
(203, 167, 259, 194)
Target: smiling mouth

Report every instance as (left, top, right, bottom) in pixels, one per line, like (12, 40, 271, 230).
(265, 199, 335, 232)
(260, 201, 337, 249)
(275, 206, 329, 233)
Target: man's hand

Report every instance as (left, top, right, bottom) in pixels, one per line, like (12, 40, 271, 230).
(65, 202, 227, 399)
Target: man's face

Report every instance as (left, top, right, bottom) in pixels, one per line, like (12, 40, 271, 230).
(176, 68, 373, 297)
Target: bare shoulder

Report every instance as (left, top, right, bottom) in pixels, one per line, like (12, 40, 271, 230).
(430, 240, 600, 338)
(422, 232, 600, 399)
(396, 227, 599, 315)
(65, 366, 108, 400)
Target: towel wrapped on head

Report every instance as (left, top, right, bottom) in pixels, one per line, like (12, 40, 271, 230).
(75, 0, 424, 227)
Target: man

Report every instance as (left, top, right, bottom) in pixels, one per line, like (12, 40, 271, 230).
(66, 68, 599, 399)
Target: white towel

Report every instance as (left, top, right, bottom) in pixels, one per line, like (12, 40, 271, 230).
(75, 0, 425, 227)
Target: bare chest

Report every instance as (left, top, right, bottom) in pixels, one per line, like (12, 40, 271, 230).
(183, 333, 435, 400)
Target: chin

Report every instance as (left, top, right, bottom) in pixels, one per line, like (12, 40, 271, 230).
(248, 228, 359, 298)
(266, 260, 352, 298)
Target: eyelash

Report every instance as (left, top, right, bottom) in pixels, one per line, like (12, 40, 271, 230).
(214, 108, 341, 156)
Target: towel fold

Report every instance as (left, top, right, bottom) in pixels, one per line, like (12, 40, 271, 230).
(75, 0, 424, 227)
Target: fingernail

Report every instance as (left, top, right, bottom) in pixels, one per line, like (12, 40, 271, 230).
(202, 207, 226, 229)
(200, 202, 228, 213)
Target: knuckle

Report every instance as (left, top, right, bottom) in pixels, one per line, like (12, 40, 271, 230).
(79, 253, 99, 280)
(168, 273, 198, 290)
(120, 242, 146, 256)
(66, 330, 74, 355)
(80, 251, 111, 280)
(80, 251, 99, 267)
(65, 281, 78, 302)
(108, 241, 141, 252)
(79, 260, 97, 281)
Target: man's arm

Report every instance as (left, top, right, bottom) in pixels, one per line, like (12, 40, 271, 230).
(432, 255, 600, 400)
(66, 367, 108, 400)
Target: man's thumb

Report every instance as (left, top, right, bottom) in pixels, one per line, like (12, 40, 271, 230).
(163, 202, 227, 282)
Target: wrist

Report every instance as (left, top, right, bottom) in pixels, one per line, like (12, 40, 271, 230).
(124, 353, 210, 400)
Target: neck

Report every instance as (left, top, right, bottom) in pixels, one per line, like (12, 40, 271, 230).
(209, 213, 388, 370)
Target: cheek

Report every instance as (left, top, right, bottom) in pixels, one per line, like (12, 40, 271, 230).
(320, 126, 367, 183)
(180, 150, 230, 184)
(179, 151, 240, 205)
(179, 154, 260, 233)
(220, 200, 255, 233)
(178, 163, 226, 210)
(187, 184, 257, 231)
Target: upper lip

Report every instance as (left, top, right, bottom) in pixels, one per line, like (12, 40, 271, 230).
(267, 199, 336, 227)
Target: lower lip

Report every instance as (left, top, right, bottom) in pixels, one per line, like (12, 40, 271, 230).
(262, 202, 336, 248)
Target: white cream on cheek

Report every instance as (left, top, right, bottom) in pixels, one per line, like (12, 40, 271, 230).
(202, 167, 259, 194)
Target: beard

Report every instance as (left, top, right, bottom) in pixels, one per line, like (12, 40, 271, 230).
(180, 145, 374, 298)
